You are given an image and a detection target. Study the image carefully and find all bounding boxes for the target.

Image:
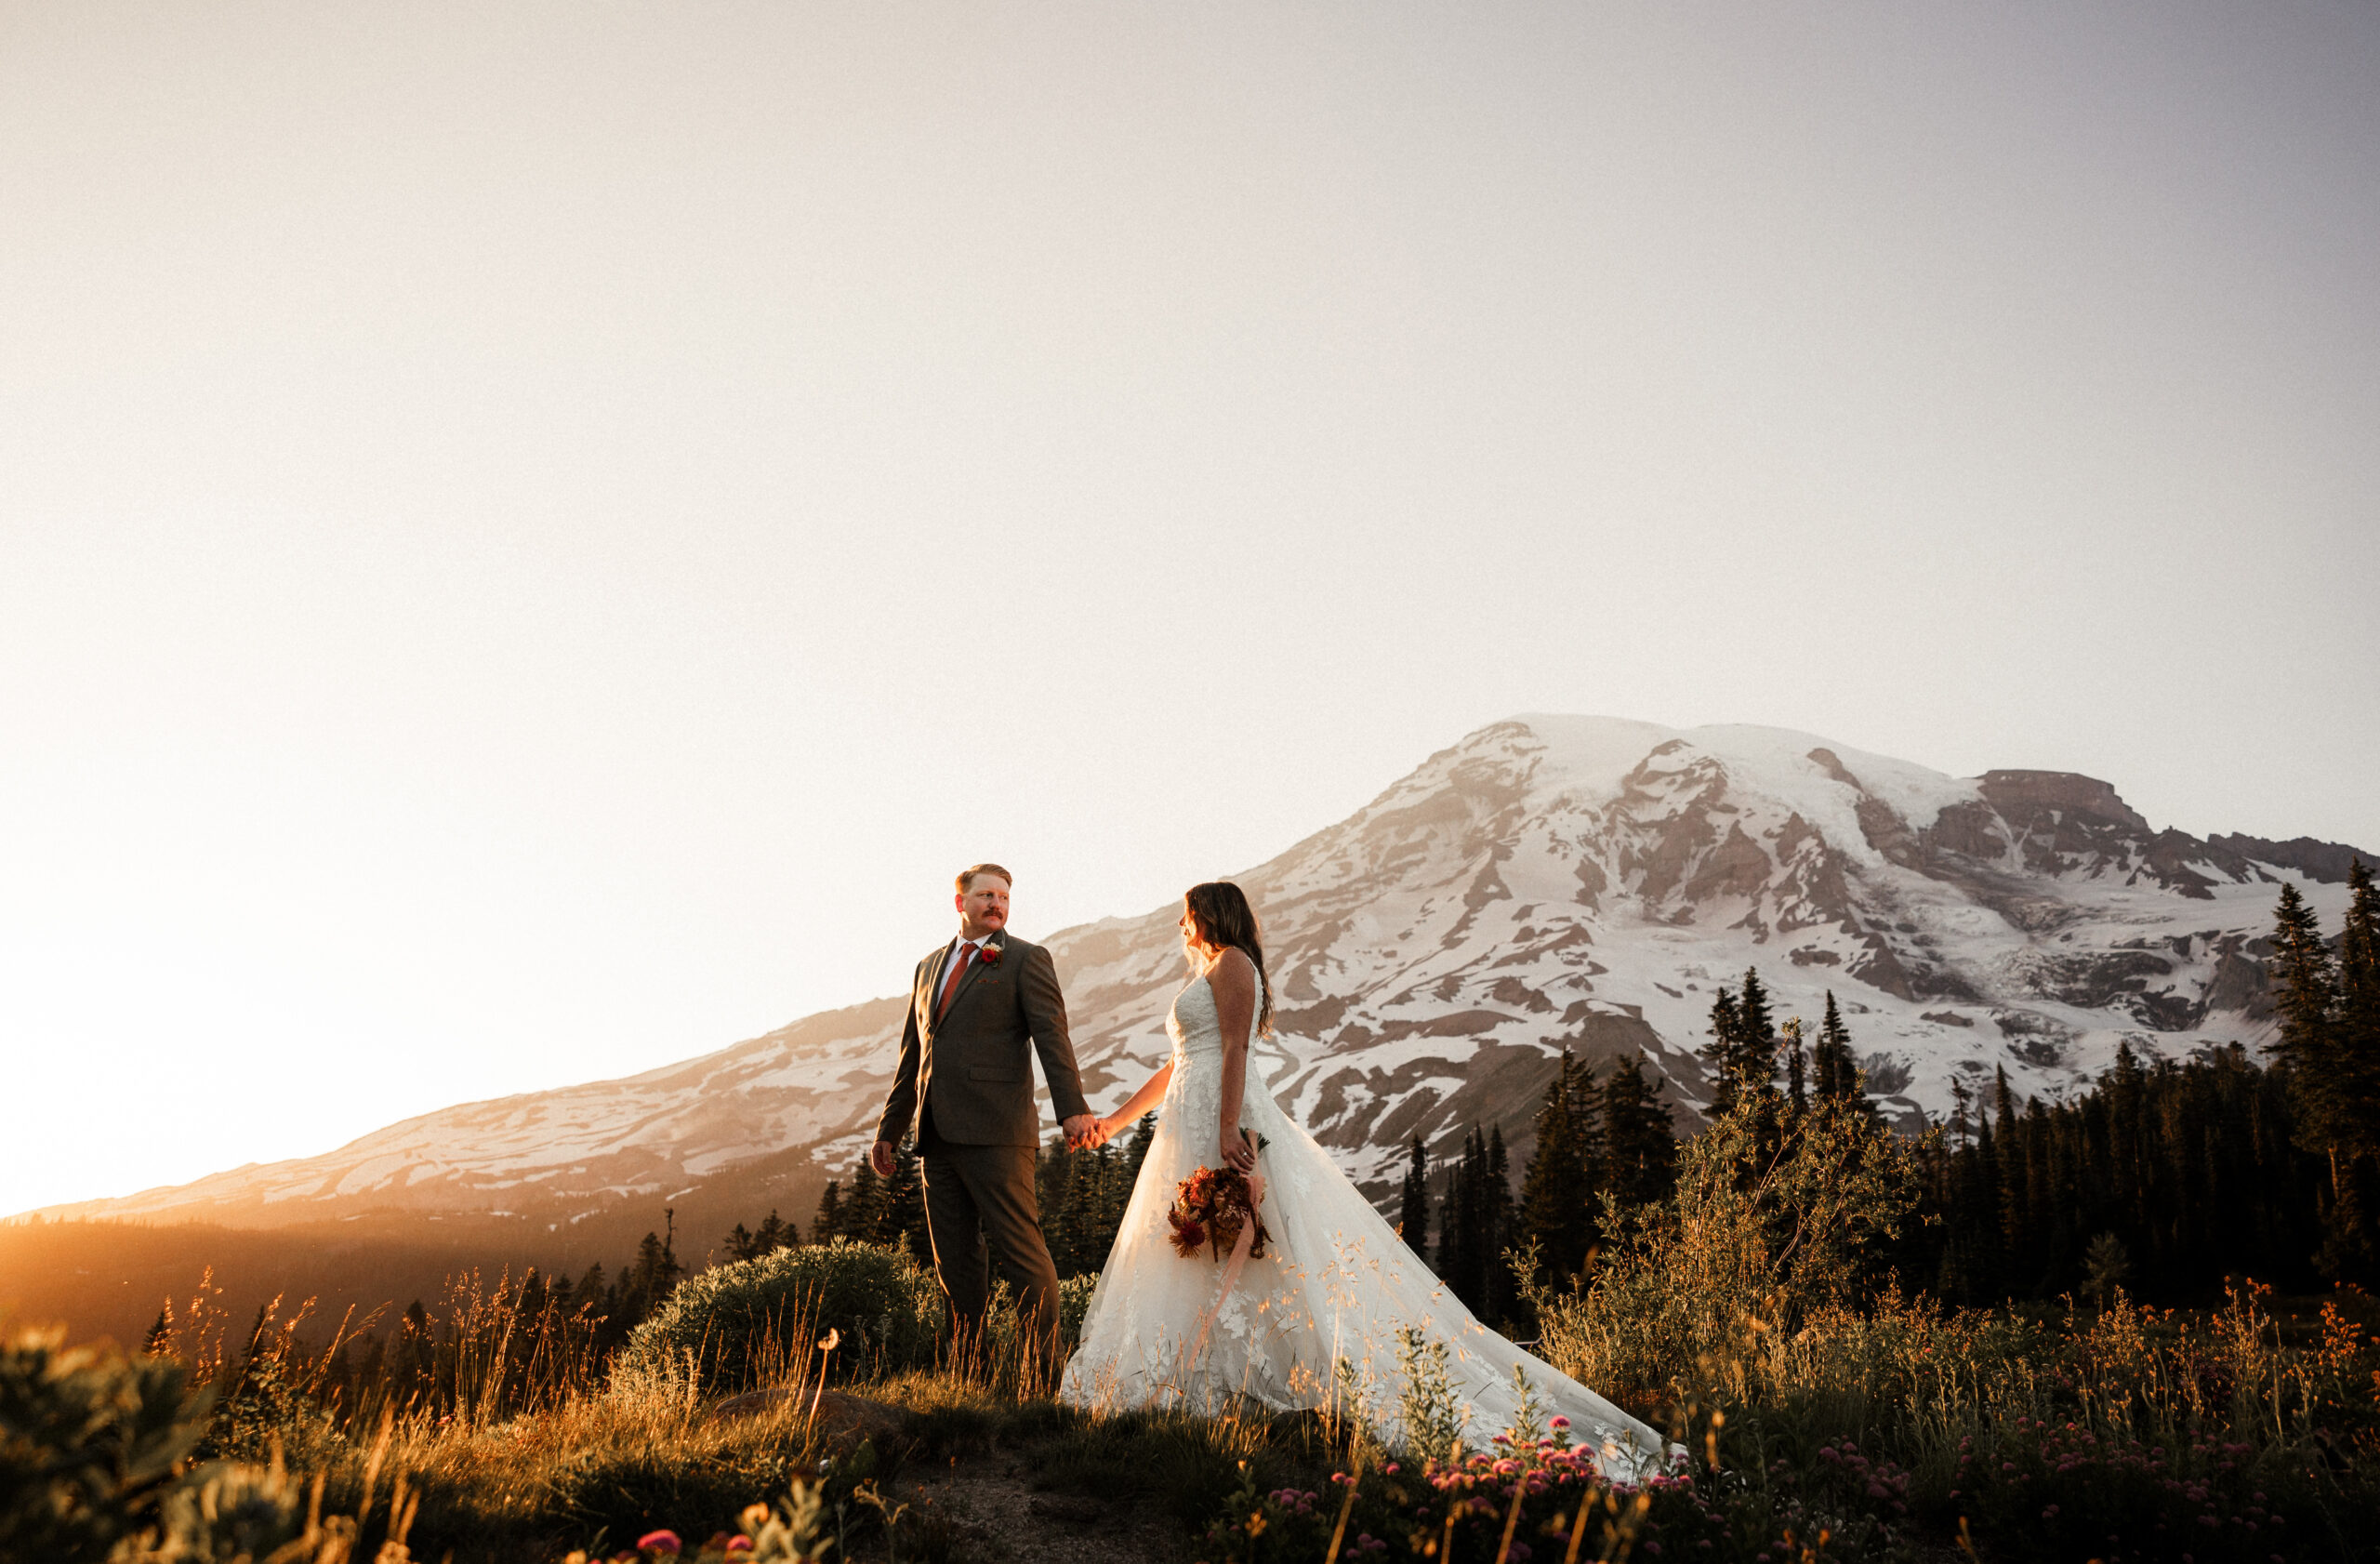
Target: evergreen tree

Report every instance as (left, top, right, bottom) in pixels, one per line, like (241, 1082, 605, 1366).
(1038, 1129, 1139, 1279)
(2265, 881, 2370, 1279)
(882, 1137, 930, 1260)
(2268, 882, 2343, 1114)
(1037, 1134, 1078, 1269)
(1435, 1126, 1512, 1318)
(1736, 968, 1778, 1087)
(1433, 1134, 1468, 1280)
(1701, 988, 1746, 1117)
(391, 1300, 434, 1406)
(1813, 991, 1855, 1101)
(1602, 1052, 1678, 1209)
(845, 1161, 883, 1242)
(1517, 1052, 1601, 1289)
(141, 1306, 170, 1358)
(1484, 1125, 1517, 1325)
(1784, 1017, 1807, 1107)
(1911, 1044, 2328, 1303)
(723, 1223, 757, 1262)
(623, 1220, 683, 1326)
(1123, 1112, 1158, 1186)
(1699, 969, 1781, 1117)
(1992, 1066, 2026, 1265)
(1398, 1135, 1433, 1255)
(754, 1209, 795, 1253)
(2343, 858, 2380, 1024)
(813, 1181, 843, 1244)
(1809, 991, 1881, 1123)
(2336, 859, 2380, 1154)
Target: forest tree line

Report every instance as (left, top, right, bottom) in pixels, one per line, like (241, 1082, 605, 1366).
(782, 860, 2380, 1324)
(244, 865, 2376, 1419)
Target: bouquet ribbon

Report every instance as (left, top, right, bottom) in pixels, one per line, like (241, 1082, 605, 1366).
(1181, 1167, 1265, 1373)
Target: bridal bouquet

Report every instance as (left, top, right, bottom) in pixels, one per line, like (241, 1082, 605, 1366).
(1168, 1163, 1270, 1263)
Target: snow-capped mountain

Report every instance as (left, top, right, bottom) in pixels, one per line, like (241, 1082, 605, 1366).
(37, 716, 2367, 1226)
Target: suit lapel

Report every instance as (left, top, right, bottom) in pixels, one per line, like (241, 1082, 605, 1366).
(922, 941, 959, 1039)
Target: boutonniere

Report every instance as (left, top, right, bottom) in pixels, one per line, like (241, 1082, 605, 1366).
(975, 942, 1003, 968)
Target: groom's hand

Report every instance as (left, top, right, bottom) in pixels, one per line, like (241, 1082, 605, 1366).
(1061, 1114, 1099, 1150)
(870, 1140, 896, 1177)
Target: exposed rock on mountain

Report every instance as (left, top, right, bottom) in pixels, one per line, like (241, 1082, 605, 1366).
(33, 716, 2365, 1227)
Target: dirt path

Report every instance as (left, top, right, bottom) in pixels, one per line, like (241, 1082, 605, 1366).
(884, 1453, 1194, 1564)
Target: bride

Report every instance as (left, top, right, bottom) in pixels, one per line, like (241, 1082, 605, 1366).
(1057, 881, 1676, 1479)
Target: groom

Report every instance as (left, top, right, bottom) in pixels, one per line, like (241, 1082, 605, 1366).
(872, 863, 1096, 1373)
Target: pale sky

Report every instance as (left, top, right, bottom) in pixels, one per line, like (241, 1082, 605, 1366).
(3, 3, 2374, 1217)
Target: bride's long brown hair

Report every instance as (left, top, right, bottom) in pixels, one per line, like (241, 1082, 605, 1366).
(1183, 881, 1275, 1037)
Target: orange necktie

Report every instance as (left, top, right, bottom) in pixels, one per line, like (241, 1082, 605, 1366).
(935, 944, 976, 1018)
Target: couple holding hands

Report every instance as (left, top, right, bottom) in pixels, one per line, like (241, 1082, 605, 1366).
(871, 863, 1673, 1475)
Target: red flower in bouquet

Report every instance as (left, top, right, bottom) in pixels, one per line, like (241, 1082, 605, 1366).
(1169, 1216, 1208, 1258)
(976, 942, 1002, 967)
(1167, 1161, 1270, 1263)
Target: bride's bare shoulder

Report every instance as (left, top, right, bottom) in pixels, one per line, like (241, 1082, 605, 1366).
(1206, 946, 1257, 994)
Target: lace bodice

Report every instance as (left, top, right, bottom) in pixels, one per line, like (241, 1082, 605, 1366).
(1166, 968, 1256, 1062)
(1163, 969, 1278, 1134)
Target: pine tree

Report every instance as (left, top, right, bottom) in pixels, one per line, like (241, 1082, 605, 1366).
(723, 1223, 757, 1262)
(883, 1137, 929, 1260)
(846, 1161, 883, 1242)
(1992, 1066, 2026, 1268)
(754, 1209, 795, 1253)
(1398, 1134, 1433, 1255)
(2264, 881, 2371, 1279)
(1737, 968, 1778, 1089)
(392, 1300, 434, 1405)
(1784, 1017, 1807, 1107)
(1810, 991, 1879, 1121)
(2338, 860, 2380, 1150)
(627, 1228, 682, 1320)
(1433, 1135, 1468, 1281)
(1813, 991, 1853, 1100)
(1518, 1052, 1601, 1289)
(1123, 1112, 1158, 1186)
(1435, 1126, 1507, 1315)
(2268, 882, 2343, 1107)
(141, 1306, 171, 1358)
(1701, 988, 1745, 1117)
(1602, 1052, 1678, 1209)
(813, 1180, 843, 1244)
(1699, 969, 1781, 1117)
(1484, 1125, 1517, 1326)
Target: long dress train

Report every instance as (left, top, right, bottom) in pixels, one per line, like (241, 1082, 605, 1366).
(1058, 970, 1677, 1480)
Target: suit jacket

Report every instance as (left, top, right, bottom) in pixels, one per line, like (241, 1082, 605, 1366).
(874, 929, 1091, 1148)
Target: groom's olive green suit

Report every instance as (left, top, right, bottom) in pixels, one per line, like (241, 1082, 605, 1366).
(874, 929, 1090, 1367)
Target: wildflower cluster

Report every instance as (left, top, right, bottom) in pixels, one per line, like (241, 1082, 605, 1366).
(1405, 1422, 1915, 1564)
(1944, 1415, 2301, 1562)
(1195, 1457, 1399, 1564)
(1169, 1164, 1271, 1262)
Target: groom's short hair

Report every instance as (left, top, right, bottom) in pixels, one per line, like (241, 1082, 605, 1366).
(957, 863, 1013, 894)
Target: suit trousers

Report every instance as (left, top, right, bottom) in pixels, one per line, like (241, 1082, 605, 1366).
(918, 1107, 1062, 1376)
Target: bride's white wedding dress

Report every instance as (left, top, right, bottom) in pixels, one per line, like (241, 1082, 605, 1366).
(1058, 969, 1675, 1480)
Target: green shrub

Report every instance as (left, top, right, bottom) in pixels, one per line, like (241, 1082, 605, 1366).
(0, 1327, 212, 1558)
(616, 1240, 943, 1395)
(116, 1457, 310, 1563)
(1057, 1274, 1096, 1345)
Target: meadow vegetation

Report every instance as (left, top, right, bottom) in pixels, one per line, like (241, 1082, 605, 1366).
(8, 875, 2378, 1560)
(9, 1096, 2376, 1563)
